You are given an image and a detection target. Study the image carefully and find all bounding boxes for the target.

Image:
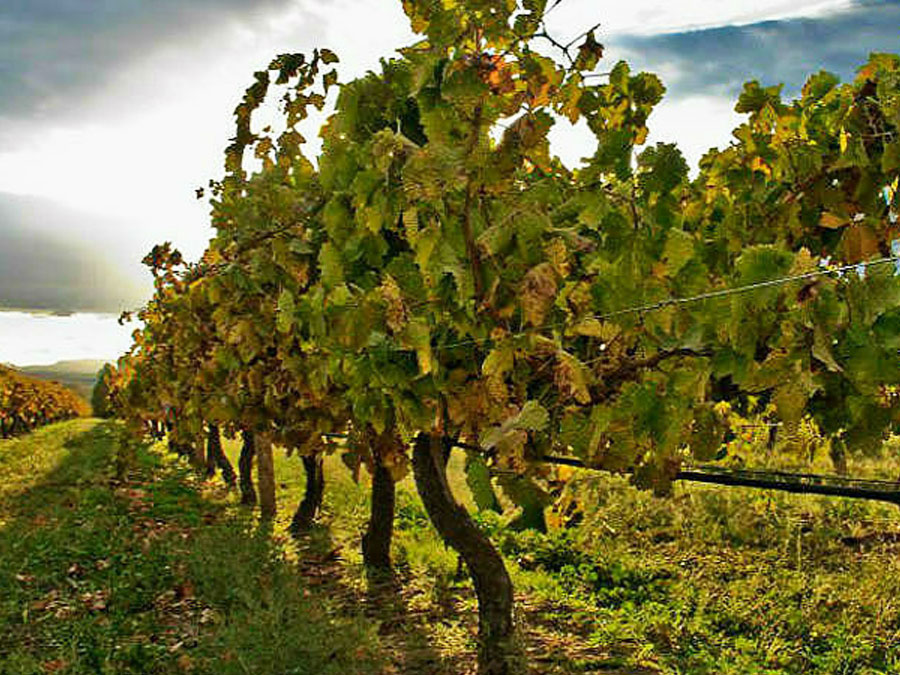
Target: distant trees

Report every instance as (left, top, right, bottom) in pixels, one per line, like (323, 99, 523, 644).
(91, 363, 116, 418)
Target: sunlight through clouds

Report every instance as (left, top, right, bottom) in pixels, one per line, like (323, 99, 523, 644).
(0, 0, 893, 363)
(0, 312, 138, 367)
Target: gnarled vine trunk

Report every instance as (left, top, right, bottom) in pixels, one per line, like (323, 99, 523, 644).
(255, 432, 276, 519)
(290, 455, 325, 533)
(362, 452, 396, 571)
(239, 430, 257, 506)
(205, 427, 218, 477)
(830, 438, 849, 476)
(412, 433, 515, 675)
(206, 424, 236, 486)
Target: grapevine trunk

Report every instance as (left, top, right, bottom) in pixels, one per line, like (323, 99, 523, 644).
(255, 433, 277, 519)
(362, 454, 395, 571)
(290, 455, 324, 533)
(206, 424, 237, 485)
(239, 430, 257, 506)
(412, 433, 515, 675)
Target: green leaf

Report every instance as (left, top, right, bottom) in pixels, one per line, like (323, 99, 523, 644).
(276, 289, 295, 333)
(882, 139, 900, 173)
(318, 242, 344, 288)
(736, 245, 793, 284)
(403, 317, 434, 375)
(638, 143, 688, 194)
(482, 346, 514, 378)
(735, 80, 783, 114)
(630, 71, 665, 107)
(496, 476, 549, 532)
(319, 48, 339, 64)
(812, 326, 843, 373)
(480, 401, 549, 451)
(608, 61, 631, 93)
(801, 70, 839, 103)
(477, 222, 514, 255)
(465, 453, 502, 512)
(689, 405, 727, 461)
(661, 229, 695, 276)
(513, 401, 550, 432)
(574, 31, 604, 72)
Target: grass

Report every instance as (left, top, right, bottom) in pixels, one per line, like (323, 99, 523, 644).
(0, 420, 381, 674)
(2, 420, 900, 673)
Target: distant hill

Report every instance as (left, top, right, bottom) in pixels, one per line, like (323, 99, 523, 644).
(18, 360, 108, 401)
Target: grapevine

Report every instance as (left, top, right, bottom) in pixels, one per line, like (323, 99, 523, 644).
(110, 2, 900, 672)
(0, 366, 90, 438)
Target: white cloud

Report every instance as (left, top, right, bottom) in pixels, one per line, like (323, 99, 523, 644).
(0, 0, 415, 265)
(0, 0, 861, 362)
(645, 95, 743, 170)
(0, 311, 137, 367)
(543, 0, 852, 38)
(546, 94, 741, 174)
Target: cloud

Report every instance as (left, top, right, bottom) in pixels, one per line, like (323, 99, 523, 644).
(0, 311, 137, 367)
(0, 0, 296, 127)
(542, 0, 852, 38)
(610, 0, 900, 100)
(0, 192, 150, 313)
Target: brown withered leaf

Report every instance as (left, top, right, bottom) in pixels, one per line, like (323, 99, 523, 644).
(819, 211, 849, 229)
(554, 351, 592, 404)
(842, 223, 880, 262)
(521, 263, 558, 327)
(796, 280, 821, 304)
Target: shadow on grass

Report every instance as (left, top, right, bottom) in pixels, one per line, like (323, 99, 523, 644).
(0, 421, 385, 674)
(286, 516, 457, 674)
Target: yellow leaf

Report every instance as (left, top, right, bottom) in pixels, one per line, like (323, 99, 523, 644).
(543, 238, 571, 277)
(751, 156, 771, 175)
(403, 318, 433, 376)
(482, 346, 514, 378)
(819, 211, 848, 229)
(569, 318, 619, 341)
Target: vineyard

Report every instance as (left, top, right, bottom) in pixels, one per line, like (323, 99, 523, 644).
(23, 0, 900, 673)
(0, 365, 89, 438)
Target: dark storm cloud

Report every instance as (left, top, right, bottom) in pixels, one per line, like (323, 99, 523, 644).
(613, 0, 900, 100)
(0, 0, 295, 121)
(0, 192, 150, 313)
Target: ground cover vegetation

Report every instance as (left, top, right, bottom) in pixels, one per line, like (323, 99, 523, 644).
(0, 420, 381, 675)
(91, 1, 900, 672)
(2, 420, 900, 673)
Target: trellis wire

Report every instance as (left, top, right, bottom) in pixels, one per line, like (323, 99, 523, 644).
(319, 431, 900, 504)
(430, 254, 900, 353)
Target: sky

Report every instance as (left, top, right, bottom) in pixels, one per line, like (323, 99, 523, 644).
(0, 312, 136, 366)
(0, 0, 898, 365)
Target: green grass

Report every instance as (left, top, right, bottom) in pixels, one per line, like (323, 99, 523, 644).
(487, 471, 900, 674)
(0, 421, 381, 674)
(222, 436, 900, 674)
(3, 421, 900, 674)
